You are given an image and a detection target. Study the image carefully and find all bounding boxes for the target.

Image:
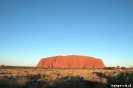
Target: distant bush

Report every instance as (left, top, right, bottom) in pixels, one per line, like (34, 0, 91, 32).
(105, 67, 116, 70)
(129, 67, 133, 69)
(0, 65, 5, 69)
(121, 67, 126, 69)
(116, 65, 120, 69)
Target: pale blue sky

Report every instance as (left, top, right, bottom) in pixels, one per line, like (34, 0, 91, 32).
(0, 0, 133, 67)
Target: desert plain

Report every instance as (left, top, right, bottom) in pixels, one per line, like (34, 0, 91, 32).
(0, 66, 133, 88)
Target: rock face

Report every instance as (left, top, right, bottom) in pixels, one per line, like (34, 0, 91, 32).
(37, 55, 105, 68)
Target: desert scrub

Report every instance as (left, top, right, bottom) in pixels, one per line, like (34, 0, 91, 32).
(46, 76, 87, 88)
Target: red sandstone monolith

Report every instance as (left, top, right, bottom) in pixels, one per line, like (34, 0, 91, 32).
(36, 55, 105, 68)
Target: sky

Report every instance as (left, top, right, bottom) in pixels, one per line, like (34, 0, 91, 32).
(0, 0, 133, 67)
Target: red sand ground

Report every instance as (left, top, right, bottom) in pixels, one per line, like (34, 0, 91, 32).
(37, 55, 105, 68)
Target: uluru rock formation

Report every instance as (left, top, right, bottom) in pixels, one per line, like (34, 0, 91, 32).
(37, 55, 105, 68)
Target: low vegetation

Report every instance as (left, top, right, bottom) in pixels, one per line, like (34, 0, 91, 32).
(0, 66, 133, 88)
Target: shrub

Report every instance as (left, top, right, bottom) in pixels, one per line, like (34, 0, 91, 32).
(0, 65, 5, 69)
(121, 67, 126, 69)
(117, 65, 120, 69)
(105, 67, 116, 70)
(129, 67, 133, 69)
